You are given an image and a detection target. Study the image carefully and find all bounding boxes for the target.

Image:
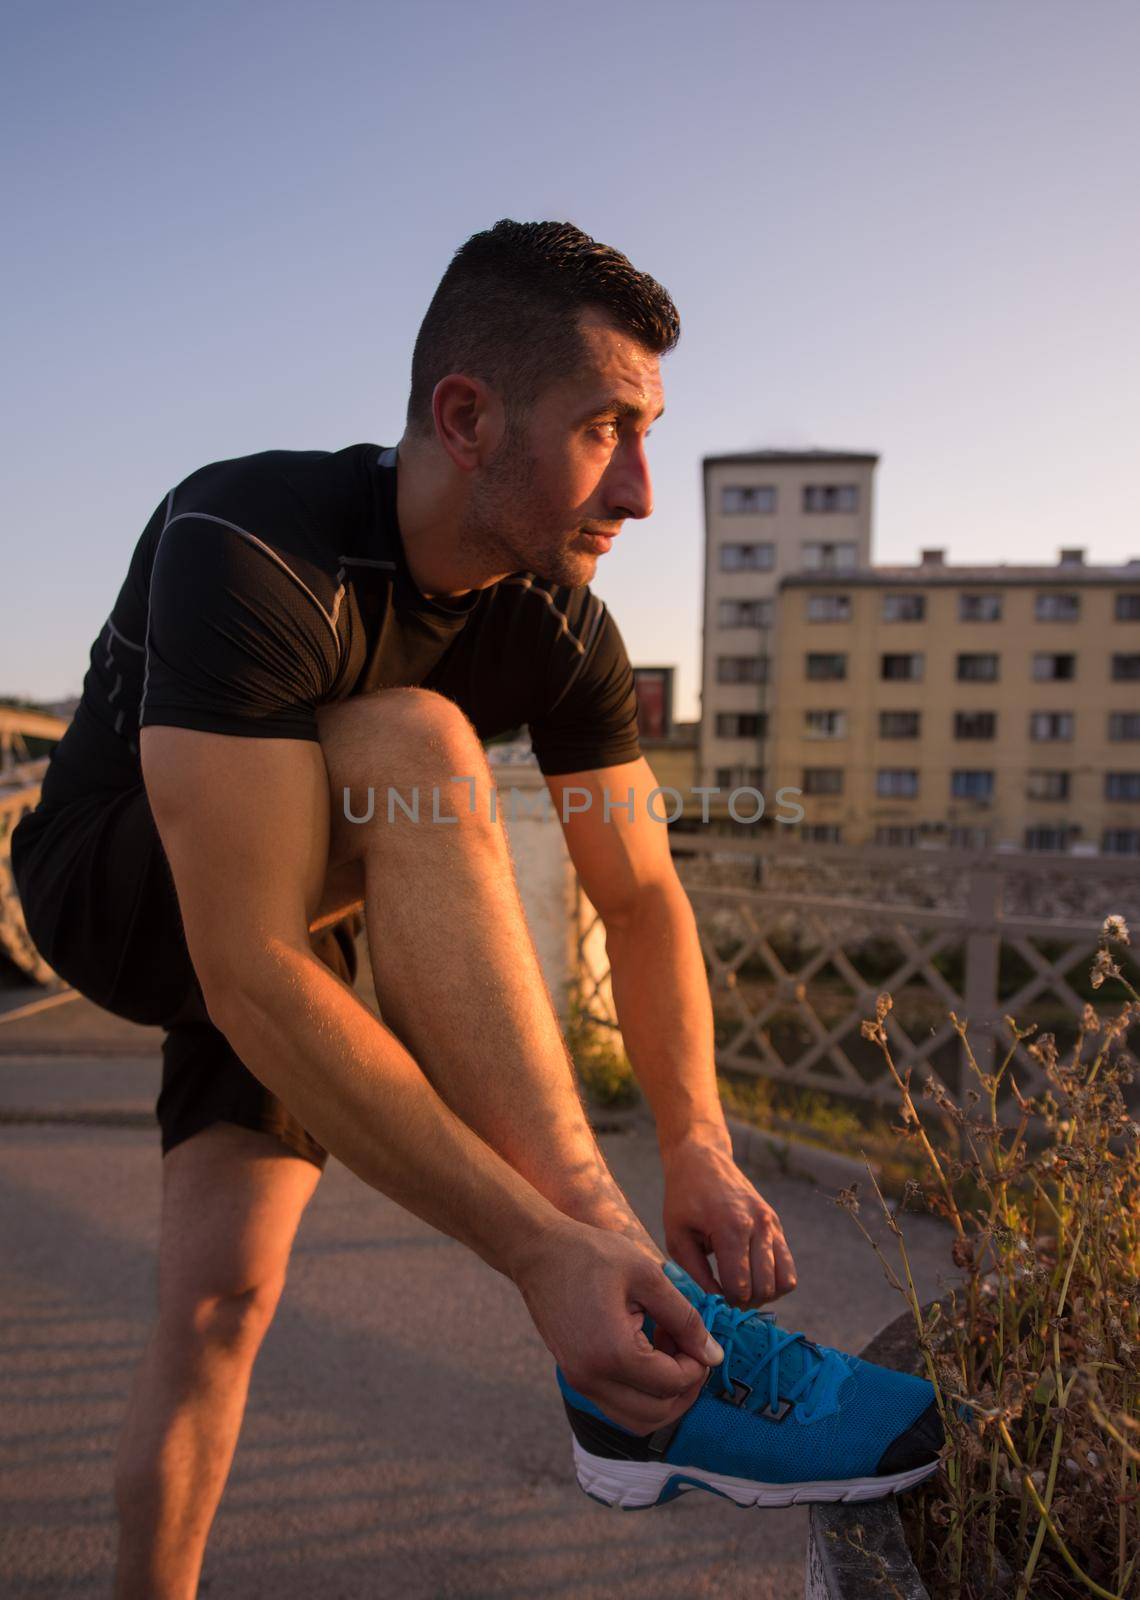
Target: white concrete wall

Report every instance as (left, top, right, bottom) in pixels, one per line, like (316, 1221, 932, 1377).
(489, 745, 620, 1037)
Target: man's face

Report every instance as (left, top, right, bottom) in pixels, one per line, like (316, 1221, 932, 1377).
(458, 306, 664, 588)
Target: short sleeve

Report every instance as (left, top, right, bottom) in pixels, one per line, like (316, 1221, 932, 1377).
(139, 515, 341, 740)
(528, 604, 643, 776)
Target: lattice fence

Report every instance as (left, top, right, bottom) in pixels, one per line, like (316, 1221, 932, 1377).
(576, 839, 1139, 1105)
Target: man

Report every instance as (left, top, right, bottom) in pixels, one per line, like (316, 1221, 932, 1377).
(12, 219, 941, 1598)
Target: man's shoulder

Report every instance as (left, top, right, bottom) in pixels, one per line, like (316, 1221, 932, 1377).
(160, 442, 381, 574)
(170, 442, 375, 519)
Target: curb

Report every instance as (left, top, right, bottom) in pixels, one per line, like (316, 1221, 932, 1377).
(589, 1101, 881, 1190)
(724, 1113, 881, 1191)
(805, 1306, 932, 1599)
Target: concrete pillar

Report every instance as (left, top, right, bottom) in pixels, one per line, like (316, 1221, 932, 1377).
(490, 749, 579, 1026)
(488, 746, 621, 1041)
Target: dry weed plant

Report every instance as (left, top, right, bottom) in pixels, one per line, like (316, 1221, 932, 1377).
(839, 914, 1139, 1599)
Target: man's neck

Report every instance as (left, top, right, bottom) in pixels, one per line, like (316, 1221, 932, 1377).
(393, 436, 509, 601)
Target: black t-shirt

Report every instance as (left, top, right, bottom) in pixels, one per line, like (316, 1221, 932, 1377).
(40, 442, 642, 808)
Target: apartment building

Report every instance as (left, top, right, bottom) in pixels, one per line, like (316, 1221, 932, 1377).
(699, 450, 878, 796)
(769, 548, 1140, 852)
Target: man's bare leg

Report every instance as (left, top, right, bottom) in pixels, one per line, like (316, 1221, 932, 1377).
(112, 1124, 321, 1600)
(315, 687, 661, 1253)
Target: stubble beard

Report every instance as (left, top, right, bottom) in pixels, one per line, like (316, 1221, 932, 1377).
(457, 420, 596, 590)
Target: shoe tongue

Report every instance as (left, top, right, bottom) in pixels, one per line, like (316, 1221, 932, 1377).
(661, 1259, 817, 1390)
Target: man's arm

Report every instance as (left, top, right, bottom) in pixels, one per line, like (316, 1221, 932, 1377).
(546, 756, 797, 1306)
(141, 724, 572, 1277)
(546, 756, 726, 1149)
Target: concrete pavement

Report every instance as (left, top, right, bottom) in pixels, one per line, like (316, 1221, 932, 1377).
(0, 994, 952, 1600)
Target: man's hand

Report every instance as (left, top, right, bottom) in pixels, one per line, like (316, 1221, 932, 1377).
(661, 1134, 797, 1308)
(512, 1221, 724, 1435)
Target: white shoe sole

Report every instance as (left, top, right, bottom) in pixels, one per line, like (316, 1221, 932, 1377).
(573, 1435, 940, 1509)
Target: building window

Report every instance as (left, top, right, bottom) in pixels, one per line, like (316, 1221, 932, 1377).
(881, 653, 924, 681)
(957, 653, 999, 681)
(804, 710, 847, 738)
(1026, 827, 1075, 852)
(721, 485, 777, 515)
(802, 824, 843, 843)
(1035, 592, 1080, 621)
(874, 825, 919, 847)
(716, 655, 769, 684)
(951, 770, 995, 801)
(802, 542, 858, 572)
(876, 768, 919, 798)
(950, 825, 991, 848)
(720, 542, 775, 571)
(806, 594, 851, 622)
(1108, 712, 1140, 740)
(882, 593, 926, 622)
(718, 597, 773, 628)
(1111, 654, 1140, 680)
(879, 710, 920, 739)
(1106, 772, 1140, 801)
(1115, 593, 1140, 621)
(715, 713, 767, 739)
(959, 593, 1003, 622)
(1032, 653, 1076, 681)
(806, 652, 847, 680)
(803, 484, 858, 513)
(954, 711, 996, 740)
(715, 765, 764, 788)
(802, 767, 844, 795)
(1103, 829, 1140, 854)
(1027, 771, 1070, 801)
(1030, 712, 1074, 741)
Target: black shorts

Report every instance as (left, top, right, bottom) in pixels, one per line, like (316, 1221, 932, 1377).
(10, 778, 359, 1170)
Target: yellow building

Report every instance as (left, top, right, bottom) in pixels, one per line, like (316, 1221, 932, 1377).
(699, 450, 878, 795)
(769, 548, 1140, 852)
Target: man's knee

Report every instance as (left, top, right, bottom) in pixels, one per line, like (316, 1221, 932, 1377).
(320, 688, 497, 861)
(155, 1124, 317, 1366)
(177, 1280, 286, 1356)
(158, 1275, 286, 1367)
(317, 686, 486, 778)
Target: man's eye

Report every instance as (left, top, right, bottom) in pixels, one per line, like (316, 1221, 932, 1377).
(593, 420, 619, 438)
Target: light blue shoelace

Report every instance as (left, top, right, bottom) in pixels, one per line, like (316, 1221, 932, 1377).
(693, 1291, 850, 1426)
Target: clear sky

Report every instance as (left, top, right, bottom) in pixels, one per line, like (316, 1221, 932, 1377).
(4, 0, 1137, 720)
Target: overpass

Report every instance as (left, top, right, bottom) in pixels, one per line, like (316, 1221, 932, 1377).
(0, 706, 70, 775)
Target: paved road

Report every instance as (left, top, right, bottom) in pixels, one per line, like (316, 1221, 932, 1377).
(1, 1002, 952, 1599)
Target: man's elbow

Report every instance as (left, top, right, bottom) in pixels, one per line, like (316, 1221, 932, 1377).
(189, 935, 292, 1037)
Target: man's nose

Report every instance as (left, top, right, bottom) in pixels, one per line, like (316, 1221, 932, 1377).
(605, 436, 654, 521)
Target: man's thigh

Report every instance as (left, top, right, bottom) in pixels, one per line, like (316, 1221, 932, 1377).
(157, 1121, 323, 1321)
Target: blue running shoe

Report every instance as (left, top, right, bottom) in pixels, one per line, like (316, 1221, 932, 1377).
(557, 1260, 944, 1509)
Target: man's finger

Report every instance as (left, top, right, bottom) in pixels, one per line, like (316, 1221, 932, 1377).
(637, 1270, 724, 1372)
(748, 1227, 777, 1304)
(712, 1230, 753, 1307)
(773, 1229, 798, 1298)
(667, 1231, 721, 1297)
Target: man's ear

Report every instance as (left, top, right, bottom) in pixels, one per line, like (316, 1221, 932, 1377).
(432, 373, 504, 471)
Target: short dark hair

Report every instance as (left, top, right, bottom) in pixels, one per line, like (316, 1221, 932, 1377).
(405, 219, 680, 439)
